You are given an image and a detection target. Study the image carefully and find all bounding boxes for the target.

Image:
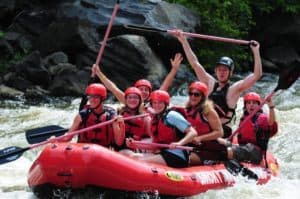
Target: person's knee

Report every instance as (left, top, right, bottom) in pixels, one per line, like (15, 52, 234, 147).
(232, 144, 262, 164)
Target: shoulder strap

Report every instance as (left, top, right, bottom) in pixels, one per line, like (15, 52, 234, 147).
(79, 108, 91, 127)
(103, 105, 116, 121)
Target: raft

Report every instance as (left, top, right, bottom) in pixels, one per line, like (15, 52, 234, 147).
(28, 143, 279, 197)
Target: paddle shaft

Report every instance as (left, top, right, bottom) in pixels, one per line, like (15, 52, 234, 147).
(0, 113, 149, 165)
(31, 113, 149, 150)
(124, 25, 251, 45)
(95, 1, 119, 65)
(168, 30, 251, 45)
(129, 140, 194, 151)
(228, 91, 275, 140)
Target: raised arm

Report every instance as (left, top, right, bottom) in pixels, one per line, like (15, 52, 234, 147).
(266, 98, 276, 125)
(236, 41, 263, 91)
(160, 53, 183, 91)
(92, 64, 126, 104)
(172, 30, 215, 88)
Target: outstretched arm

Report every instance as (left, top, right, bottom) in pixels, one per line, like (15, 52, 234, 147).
(160, 53, 183, 91)
(93, 64, 126, 104)
(237, 41, 263, 91)
(172, 30, 216, 88)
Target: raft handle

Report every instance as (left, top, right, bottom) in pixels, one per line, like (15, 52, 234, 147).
(57, 172, 72, 177)
(151, 168, 158, 174)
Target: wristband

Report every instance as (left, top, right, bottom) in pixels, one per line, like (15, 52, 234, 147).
(269, 106, 275, 109)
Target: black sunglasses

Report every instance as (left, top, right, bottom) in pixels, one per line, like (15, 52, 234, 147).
(188, 92, 201, 97)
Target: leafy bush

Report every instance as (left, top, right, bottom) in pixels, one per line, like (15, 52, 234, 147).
(166, 0, 299, 71)
(0, 31, 4, 38)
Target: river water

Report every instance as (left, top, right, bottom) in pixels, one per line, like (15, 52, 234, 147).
(0, 73, 299, 199)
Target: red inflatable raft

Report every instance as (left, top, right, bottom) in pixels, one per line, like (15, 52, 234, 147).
(28, 143, 279, 197)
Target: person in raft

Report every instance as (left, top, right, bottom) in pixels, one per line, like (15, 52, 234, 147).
(183, 81, 225, 165)
(91, 53, 183, 106)
(172, 30, 262, 138)
(127, 90, 197, 168)
(218, 92, 278, 164)
(114, 86, 151, 151)
(63, 83, 125, 148)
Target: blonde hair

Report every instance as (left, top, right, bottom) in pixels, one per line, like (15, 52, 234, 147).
(186, 93, 214, 115)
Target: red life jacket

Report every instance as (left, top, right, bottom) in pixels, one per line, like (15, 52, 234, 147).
(78, 106, 116, 147)
(186, 107, 211, 136)
(151, 108, 185, 144)
(121, 109, 148, 140)
(237, 112, 278, 148)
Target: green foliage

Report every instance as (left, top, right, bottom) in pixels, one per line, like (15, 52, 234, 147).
(0, 52, 28, 74)
(0, 31, 4, 38)
(166, 0, 299, 71)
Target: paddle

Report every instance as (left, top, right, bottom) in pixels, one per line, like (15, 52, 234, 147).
(79, 0, 120, 111)
(224, 159, 258, 180)
(228, 64, 300, 141)
(95, 0, 119, 65)
(124, 24, 252, 45)
(0, 113, 149, 165)
(26, 125, 68, 144)
(128, 140, 196, 151)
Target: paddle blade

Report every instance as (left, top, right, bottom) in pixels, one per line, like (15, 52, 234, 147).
(124, 24, 167, 33)
(275, 63, 300, 91)
(224, 160, 258, 181)
(0, 146, 29, 165)
(26, 125, 68, 144)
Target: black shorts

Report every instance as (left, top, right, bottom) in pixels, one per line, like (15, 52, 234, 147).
(232, 143, 262, 164)
(222, 125, 232, 138)
(161, 149, 189, 168)
(193, 141, 228, 161)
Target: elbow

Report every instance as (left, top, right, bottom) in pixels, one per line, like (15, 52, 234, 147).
(191, 128, 198, 138)
(218, 128, 224, 138)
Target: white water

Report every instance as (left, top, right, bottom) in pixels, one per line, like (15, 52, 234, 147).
(0, 74, 299, 199)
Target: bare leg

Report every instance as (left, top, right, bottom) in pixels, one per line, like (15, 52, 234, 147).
(189, 152, 202, 166)
(137, 154, 167, 165)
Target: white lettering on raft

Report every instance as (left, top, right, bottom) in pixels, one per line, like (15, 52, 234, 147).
(195, 169, 234, 185)
(194, 167, 269, 185)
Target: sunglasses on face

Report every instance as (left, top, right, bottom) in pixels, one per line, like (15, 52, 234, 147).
(188, 92, 201, 97)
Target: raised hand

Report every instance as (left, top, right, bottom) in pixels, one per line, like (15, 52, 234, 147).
(250, 40, 260, 51)
(170, 53, 183, 70)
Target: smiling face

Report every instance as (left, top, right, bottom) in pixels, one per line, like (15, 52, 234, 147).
(87, 95, 102, 109)
(188, 88, 203, 107)
(245, 100, 260, 113)
(215, 65, 231, 83)
(151, 100, 166, 114)
(137, 86, 151, 101)
(126, 93, 141, 109)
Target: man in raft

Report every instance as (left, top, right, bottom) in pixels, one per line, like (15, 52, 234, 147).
(172, 30, 262, 138)
(63, 83, 125, 148)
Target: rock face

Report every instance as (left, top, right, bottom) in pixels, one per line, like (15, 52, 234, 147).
(251, 13, 300, 73)
(0, 0, 299, 99)
(0, 0, 199, 98)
